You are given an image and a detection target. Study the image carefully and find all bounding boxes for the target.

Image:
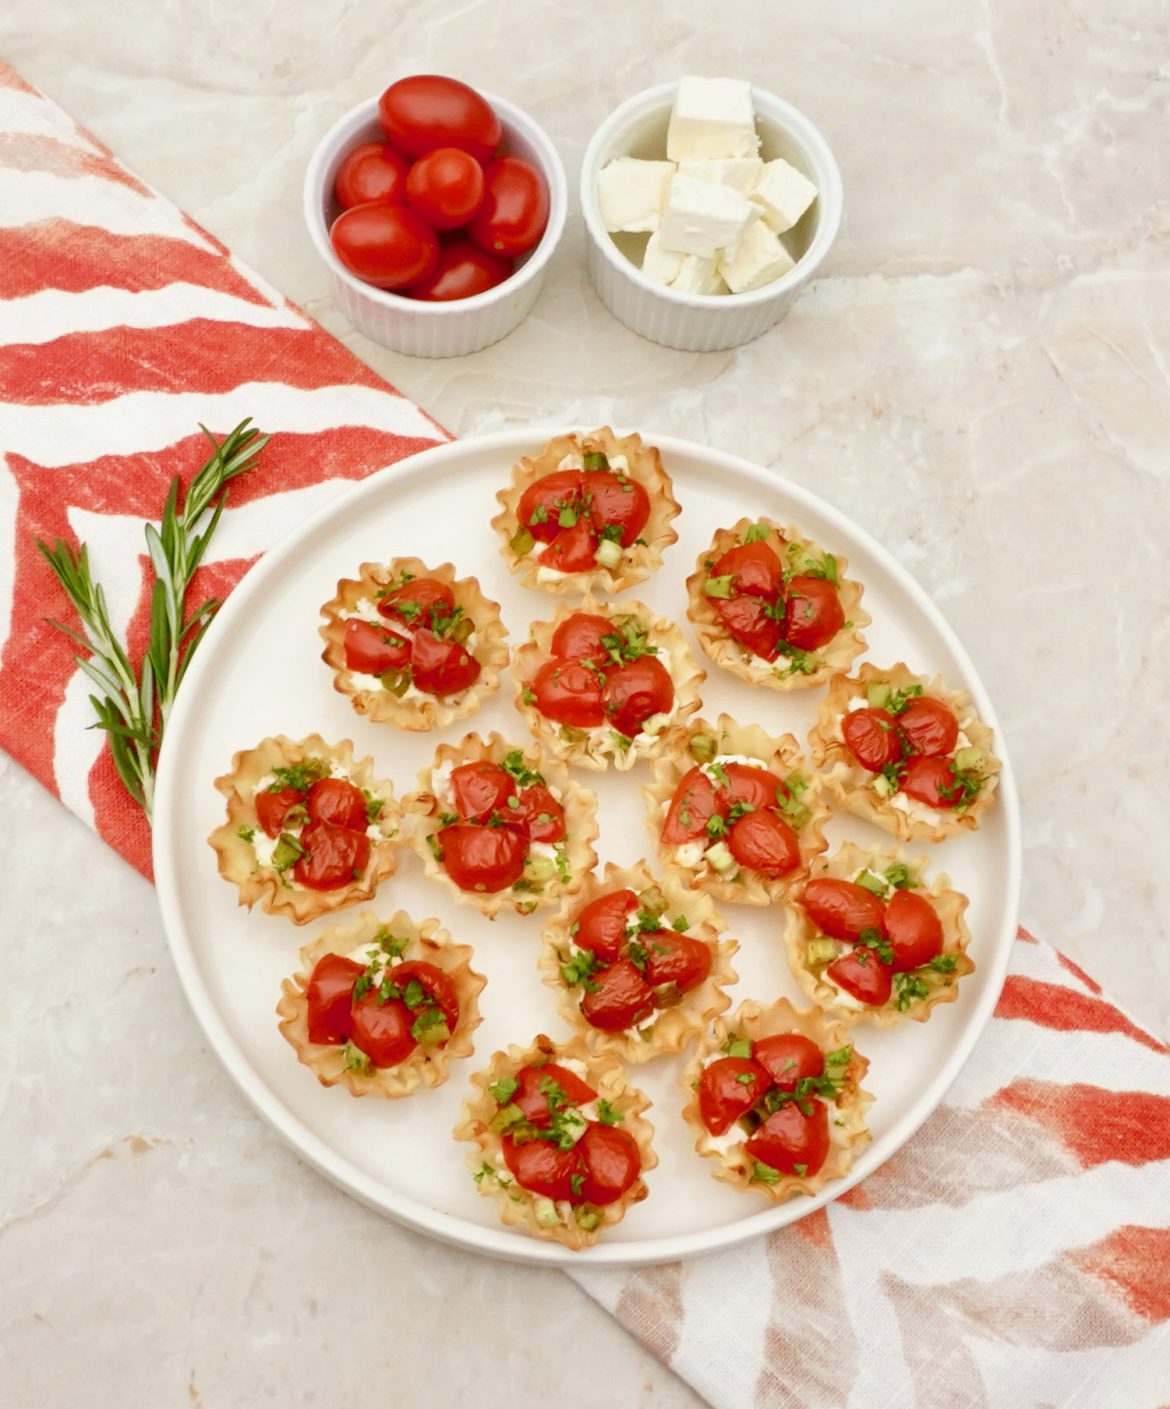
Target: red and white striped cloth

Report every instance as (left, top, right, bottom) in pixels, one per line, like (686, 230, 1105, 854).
(2, 62, 1167, 1409)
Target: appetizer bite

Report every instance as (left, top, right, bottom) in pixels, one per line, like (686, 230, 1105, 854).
(320, 557, 507, 731)
(277, 910, 485, 1097)
(492, 427, 680, 594)
(408, 731, 598, 917)
(511, 594, 704, 771)
(809, 663, 1001, 841)
(645, 715, 829, 905)
(685, 516, 867, 689)
(455, 1033, 656, 1250)
(539, 861, 738, 1062)
(786, 843, 973, 1025)
(209, 734, 402, 924)
(681, 998, 871, 1200)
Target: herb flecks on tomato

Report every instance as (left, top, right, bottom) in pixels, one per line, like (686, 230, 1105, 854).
(512, 449, 650, 576)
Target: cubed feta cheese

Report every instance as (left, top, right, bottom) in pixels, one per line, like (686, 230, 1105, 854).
(640, 230, 685, 286)
(751, 158, 818, 233)
(666, 77, 760, 161)
(670, 252, 726, 295)
(597, 157, 676, 233)
(659, 173, 758, 259)
(677, 157, 764, 197)
(718, 219, 795, 293)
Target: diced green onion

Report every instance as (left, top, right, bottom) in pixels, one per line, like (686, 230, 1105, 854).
(525, 854, 557, 883)
(558, 724, 587, 743)
(637, 885, 667, 917)
(380, 667, 412, 697)
(705, 840, 736, 873)
(533, 1197, 561, 1227)
(805, 938, 840, 967)
(953, 746, 985, 772)
(510, 526, 535, 555)
(582, 451, 609, 471)
(865, 682, 893, 709)
(416, 1020, 451, 1047)
(594, 538, 622, 569)
(872, 774, 896, 799)
(855, 869, 888, 897)
(575, 1207, 602, 1231)
(451, 618, 475, 645)
(557, 506, 579, 529)
(687, 733, 718, 763)
(726, 1037, 752, 1059)
(271, 833, 304, 870)
(488, 1102, 524, 1134)
(703, 574, 734, 599)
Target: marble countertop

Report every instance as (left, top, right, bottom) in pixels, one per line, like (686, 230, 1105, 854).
(3, 2, 1167, 1405)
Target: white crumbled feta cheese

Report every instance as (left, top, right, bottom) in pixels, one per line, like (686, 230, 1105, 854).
(252, 831, 279, 868)
(677, 156, 764, 196)
(702, 1124, 747, 1155)
(674, 839, 705, 867)
(751, 157, 818, 234)
(659, 173, 758, 259)
(666, 76, 760, 161)
(430, 759, 456, 808)
(718, 219, 795, 293)
(670, 252, 727, 296)
(597, 156, 676, 233)
(536, 564, 569, 583)
(640, 230, 685, 286)
(889, 793, 944, 826)
(557, 452, 585, 471)
(608, 453, 630, 473)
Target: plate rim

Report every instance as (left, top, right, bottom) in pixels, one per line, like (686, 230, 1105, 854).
(152, 425, 1021, 1269)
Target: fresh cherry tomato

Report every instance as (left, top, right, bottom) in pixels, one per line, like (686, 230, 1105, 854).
(449, 761, 515, 822)
(712, 541, 783, 598)
(409, 238, 512, 301)
(721, 762, 785, 812)
(897, 697, 960, 758)
(573, 889, 636, 962)
(256, 786, 303, 838)
(513, 784, 566, 843)
(501, 1136, 582, 1201)
(550, 612, 610, 664)
(405, 146, 485, 230)
(379, 75, 502, 163)
(517, 471, 583, 543)
(715, 595, 782, 659)
(304, 777, 367, 832)
(642, 930, 711, 996)
(349, 990, 417, 1067)
(438, 822, 527, 892)
(745, 1100, 830, 1179)
(530, 658, 605, 727)
(378, 576, 455, 626)
(578, 1123, 641, 1206)
(783, 576, 844, 651)
(305, 953, 363, 1045)
(583, 470, 650, 547)
(802, 878, 887, 942)
(293, 820, 370, 890)
(511, 1061, 597, 1124)
(727, 809, 801, 877)
(390, 959, 460, 1031)
(841, 707, 901, 772)
(752, 1033, 825, 1091)
(329, 201, 439, 290)
(334, 141, 409, 210)
(468, 156, 549, 257)
(343, 618, 410, 674)
(661, 766, 725, 844)
(884, 888, 944, 971)
(826, 948, 893, 1006)
(538, 518, 599, 573)
(410, 629, 481, 696)
(899, 755, 962, 809)
(580, 957, 654, 1032)
(698, 1056, 771, 1136)
(602, 655, 674, 738)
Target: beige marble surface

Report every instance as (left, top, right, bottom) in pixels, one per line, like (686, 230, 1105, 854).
(3, 0, 1168, 1404)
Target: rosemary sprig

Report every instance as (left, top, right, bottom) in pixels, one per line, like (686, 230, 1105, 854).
(37, 419, 269, 815)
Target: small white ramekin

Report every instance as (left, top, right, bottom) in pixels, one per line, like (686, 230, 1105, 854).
(580, 81, 843, 353)
(304, 93, 567, 358)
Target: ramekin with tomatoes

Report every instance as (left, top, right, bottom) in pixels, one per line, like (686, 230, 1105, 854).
(408, 731, 598, 918)
(685, 516, 868, 690)
(320, 556, 508, 731)
(510, 594, 704, 771)
(785, 843, 974, 1026)
(208, 734, 402, 925)
(809, 662, 1001, 841)
(681, 998, 872, 1201)
(277, 909, 486, 1098)
(539, 861, 738, 1063)
(455, 1033, 656, 1250)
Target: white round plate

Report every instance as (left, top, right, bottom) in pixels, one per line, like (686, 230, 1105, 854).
(154, 427, 1020, 1268)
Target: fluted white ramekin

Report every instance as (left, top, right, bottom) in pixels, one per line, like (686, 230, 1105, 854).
(304, 93, 567, 358)
(581, 81, 842, 352)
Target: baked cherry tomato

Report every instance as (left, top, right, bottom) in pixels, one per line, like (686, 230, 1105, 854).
(409, 238, 512, 301)
(501, 1136, 581, 1201)
(715, 595, 782, 660)
(305, 953, 363, 1044)
(727, 809, 801, 877)
(305, 777, 368, 832)
(884, 888, 944, 971)
(517, 471, 583, 543)
(745, 1100, 830, 1178)
(897, 697, 959, 758)
(538, 518, 599, 573)
(751, 1033, 825, 1091)
(642, 929, 711, 996)
(583, 470, 650, 547)
(698, 1056, 771, 1136)
(721, 762, 785, 812)
(410, 629, 481, 696)
(580, 957, 654, 1032)
(438, 821, 527, 892)
(256, 785, 303, 838)
(530, 658, 605, 728)
(841, 707, 901, 773)
(661, 766, 724, 844)
(329, 201, 439, 290)
(449, 761, 515, 822)
(783, 575, 844, 651)
(378, 576, 455, 626)
(513, 784, 565, 843)
(343, 618, 410, 674)
(573, 889, 636, 962)
(379, 75, 502, 163)
(899, 755, 962, 809)
(405, 146, 485, 230)
(511, 1061, 597, 1125)
(390, 959, 459, 1031)
(826, 947, 893, 1006)
(801, 877, 886, 942)
(293, 819, 370, 890)
(468, 156, 549, 257)
(712, 541, 783, 598)
(550, 612, 610, 665)
(603, 655, 674, 738)
(349, 991, 417, 1067)
(578, 1123, 641, 1206)
(334, 141, 409, 210)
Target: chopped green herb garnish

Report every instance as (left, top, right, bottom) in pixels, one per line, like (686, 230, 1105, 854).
(928, 953, 958, 973)
(751, 1162, 781, 1186)
(236, 824, 255, 843)
(744, 522, 771, 543)
(596, 1099, 623, 1126)
(703, 574, 734, 599)
(269, 758, 328, 793)
(489, 1076, 520, 1105)
(724, 1035, 752, 1059)
(502, 748, 543, 787)
(672, 914, 689, 933)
